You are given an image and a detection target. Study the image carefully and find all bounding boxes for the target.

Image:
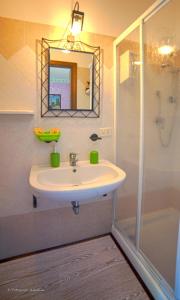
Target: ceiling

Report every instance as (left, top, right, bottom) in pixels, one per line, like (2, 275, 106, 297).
(0, 0, 155, 37)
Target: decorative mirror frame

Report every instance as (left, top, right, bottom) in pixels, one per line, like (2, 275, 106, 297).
(41, 38, 100, 118)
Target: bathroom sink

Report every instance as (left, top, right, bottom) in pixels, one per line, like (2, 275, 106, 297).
(29, 160, 126, 202)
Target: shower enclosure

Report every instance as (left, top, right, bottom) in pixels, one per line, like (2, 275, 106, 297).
(113, 0, 180, 299)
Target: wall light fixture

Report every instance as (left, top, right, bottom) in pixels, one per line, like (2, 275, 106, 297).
(71, 2, 84, 36)
(158, 37, 175, 56)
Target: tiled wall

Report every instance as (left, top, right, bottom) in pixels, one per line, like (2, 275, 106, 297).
(0, 198, 112, 259)
(0, 17, 114, 258)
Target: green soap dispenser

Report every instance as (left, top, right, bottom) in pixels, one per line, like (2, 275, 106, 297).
(50, 142, 60, 167)
(90, 150, 99, 164)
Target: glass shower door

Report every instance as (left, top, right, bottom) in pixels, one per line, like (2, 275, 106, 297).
(114, 26, 141, 245)
(140, 0, 180, 291)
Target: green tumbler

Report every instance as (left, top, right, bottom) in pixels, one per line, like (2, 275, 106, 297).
(50, 152, 60, 168)
(90, 150, 99, 164)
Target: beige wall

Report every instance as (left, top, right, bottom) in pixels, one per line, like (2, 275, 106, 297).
(0, 198, 112, 260)
(0, 16, 114, 258)
(0, 16, 114, 216)
(77, 67, 90, 109)
(0, 0, 158, 259)
(0, 0, 155, 37)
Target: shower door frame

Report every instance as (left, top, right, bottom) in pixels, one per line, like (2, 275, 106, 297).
(112, 0, 176, 299)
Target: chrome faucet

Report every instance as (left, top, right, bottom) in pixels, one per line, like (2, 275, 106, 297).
(69, 152, 78, 167)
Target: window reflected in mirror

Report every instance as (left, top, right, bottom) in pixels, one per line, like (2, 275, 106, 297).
(49, 61, 77, 110)
(49, 48, 93, 111)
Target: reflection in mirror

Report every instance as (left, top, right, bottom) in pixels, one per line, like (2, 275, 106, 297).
(41, 38, 100, 118)
(49, 48, 93, 110)
(49, 60, 77, 110)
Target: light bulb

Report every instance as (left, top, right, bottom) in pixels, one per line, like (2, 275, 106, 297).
(71, 19, 82, 35)
(158, 45, 174, 55)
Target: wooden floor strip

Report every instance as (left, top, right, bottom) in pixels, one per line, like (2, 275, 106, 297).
(0, 236, 152, 300)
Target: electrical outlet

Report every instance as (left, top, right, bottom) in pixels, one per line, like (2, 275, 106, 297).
(100, 127, 112, 137)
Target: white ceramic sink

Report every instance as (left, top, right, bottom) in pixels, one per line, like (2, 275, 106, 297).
(29, 160, 126, 202)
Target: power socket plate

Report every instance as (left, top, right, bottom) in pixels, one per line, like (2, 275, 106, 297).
(100, 127, 112, 137)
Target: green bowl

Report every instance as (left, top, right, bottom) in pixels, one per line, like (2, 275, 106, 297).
(36, 133, 60, 142)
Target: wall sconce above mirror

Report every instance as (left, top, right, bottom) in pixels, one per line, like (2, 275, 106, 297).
(71, 1, 84, 36)
(41, 38, 100, 118)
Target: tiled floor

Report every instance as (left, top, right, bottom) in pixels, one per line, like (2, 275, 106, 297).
(0, 235, 152, 300)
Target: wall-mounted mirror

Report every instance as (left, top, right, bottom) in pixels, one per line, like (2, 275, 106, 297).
(41, 39, 100, 118)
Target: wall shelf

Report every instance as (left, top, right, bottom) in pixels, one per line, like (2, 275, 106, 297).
(0, 110, 34, 115)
